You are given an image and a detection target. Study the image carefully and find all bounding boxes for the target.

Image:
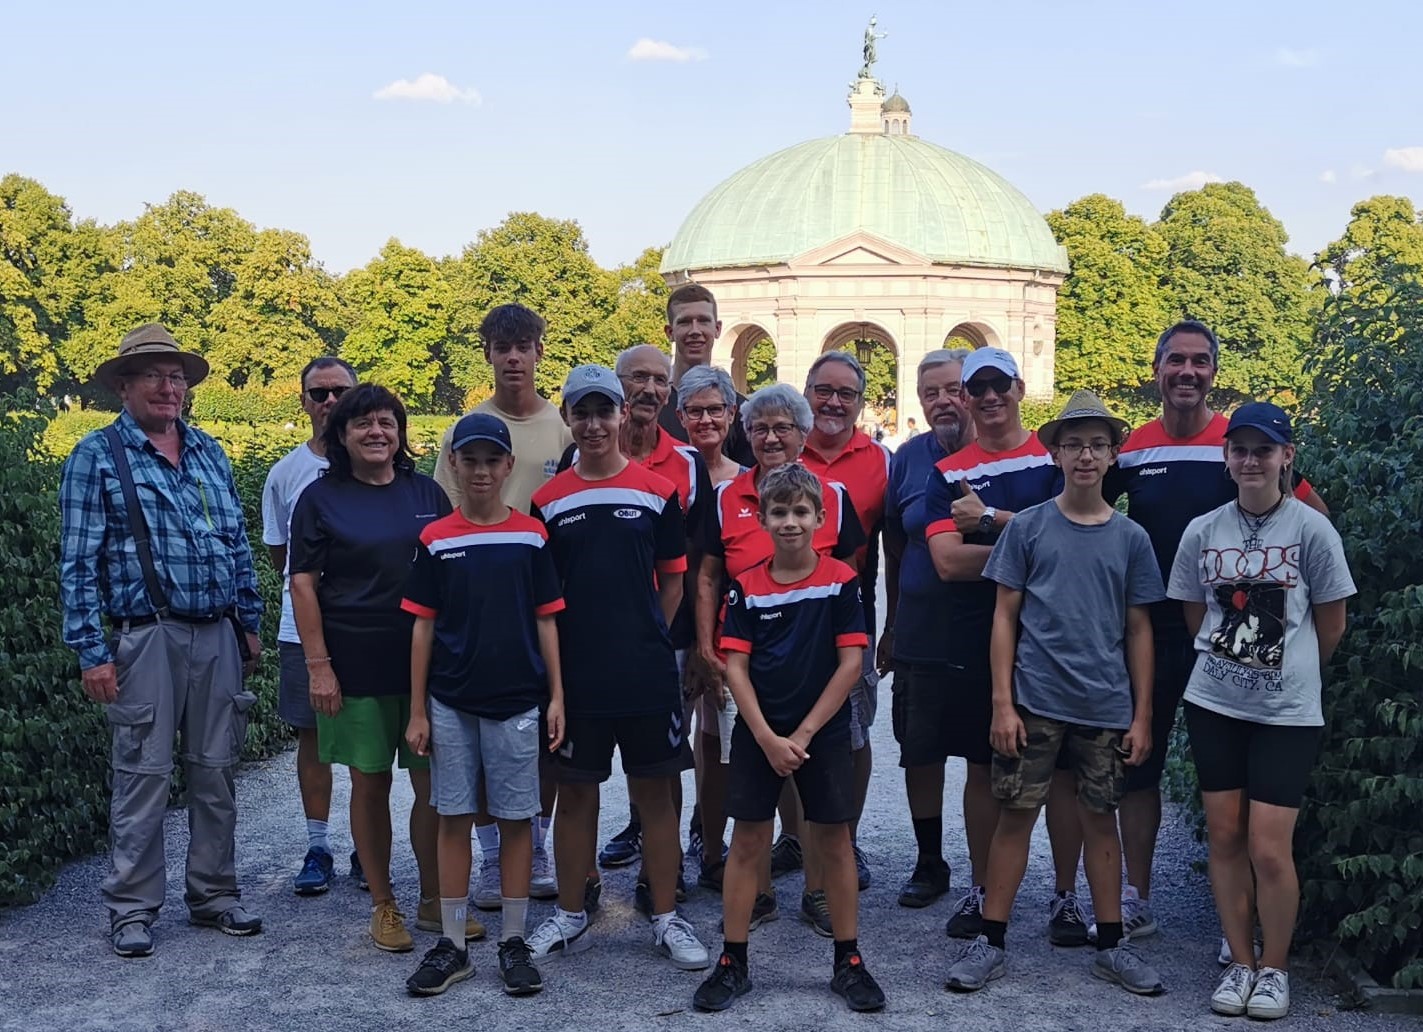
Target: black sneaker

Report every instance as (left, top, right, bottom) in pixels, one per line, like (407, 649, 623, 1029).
(406, 937, 474, 996)
(1048, 890, 1092, 947)
(688, 824, 704, 870)
(799, 890, 833, 937)
(945, 885, 986, 939)
(853, 844, 871, 891)
(584, 875, 602, 913)
(719, 891, 781, 933)
(697, 855, 726, 893)
(598, 821, 642, 867)
(350, 851, 368, 891)
(898, 856, 951, 908)
(831, 952, 886, 1012)
(770, 834, 803, 877)
(498, 936, 544, 996)
(634, 878, 653, 917)
(693, 952, 752, 1012)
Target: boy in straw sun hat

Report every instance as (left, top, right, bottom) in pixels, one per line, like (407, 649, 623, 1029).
(945, 390, 1169, 997)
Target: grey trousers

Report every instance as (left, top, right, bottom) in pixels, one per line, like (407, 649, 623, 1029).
(100, 620, 256, 930)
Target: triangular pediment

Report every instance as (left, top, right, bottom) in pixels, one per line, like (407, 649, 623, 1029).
(791, 232, 929, 268)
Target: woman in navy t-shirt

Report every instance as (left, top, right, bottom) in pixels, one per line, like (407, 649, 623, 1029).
(289, 384, 463, 953)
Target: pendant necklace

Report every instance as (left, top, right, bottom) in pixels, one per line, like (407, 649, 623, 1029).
(1236, 494, 1285, 551)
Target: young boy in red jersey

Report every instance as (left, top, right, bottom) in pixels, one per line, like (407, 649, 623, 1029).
(694, 463, 886, 1014)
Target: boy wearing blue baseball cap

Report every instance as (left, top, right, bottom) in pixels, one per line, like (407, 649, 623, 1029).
(401, 412, 568, 998)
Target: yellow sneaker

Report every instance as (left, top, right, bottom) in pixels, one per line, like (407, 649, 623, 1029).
(416, 898, 486, 942)
(371, 900, 414, 953)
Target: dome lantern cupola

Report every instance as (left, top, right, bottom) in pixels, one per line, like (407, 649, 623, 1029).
(882, 88, 911, 136)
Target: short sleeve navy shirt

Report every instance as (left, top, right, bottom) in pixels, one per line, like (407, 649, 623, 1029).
(720, 555, 869, 740)
(401, 509, 565, 719)
(884, 430, 954, 664)
(531, 462, 687, 719)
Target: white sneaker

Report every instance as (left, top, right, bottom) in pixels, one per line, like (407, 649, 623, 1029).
(473, 857, 502, 911)
(1121, 885, 1158, 939)
(526, 912, 591, 960)
(654, 915, 710, 971)
(1246, 967, 1289, 1020)
(1218, 935, 1264, 966)
(530, 849, 557, 900)
(1211, 963, 1256, 1016)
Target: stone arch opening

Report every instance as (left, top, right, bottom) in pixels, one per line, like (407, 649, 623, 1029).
(726, 324, 776, 394)
(944, 322, 1000, 350)
(820, 321, 900, 426)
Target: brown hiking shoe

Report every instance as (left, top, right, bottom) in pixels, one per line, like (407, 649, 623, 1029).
(371, 900, 414, 953)
(416, 898, 486, 941)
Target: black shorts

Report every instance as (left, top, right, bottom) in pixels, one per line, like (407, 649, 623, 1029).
(891, 661, 993, 767)
(553, 708, 692, 784)
(726, 721, 854, 825)
(1184, 701, 1320, 809)
(1124, 626, 1196, 794)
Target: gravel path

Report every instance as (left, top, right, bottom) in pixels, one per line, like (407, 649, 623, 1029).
(0, 680, 1408, 1032)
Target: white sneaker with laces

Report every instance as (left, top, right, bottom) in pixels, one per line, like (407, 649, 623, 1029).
(529, 849, 557, 900)
(1246, 967, 1289, 1020)
(1211, 963, 1256, 1016)
(526, 912, 591, 960)
(1218, 935, 1264, 966)
(473, 857, 502, 911)
(654, 915, 710, 970)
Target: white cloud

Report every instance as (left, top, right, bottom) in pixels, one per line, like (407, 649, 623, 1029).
(373, 73, 481, 105)
(627, 38, 708, 62)
(1351, 163, 1376, 180)
(1141, 170, 1225, 192)
(1383, 147, 1423, 172)
(1274, 46, 1319, 68)
(1319, 169, 1337, 184)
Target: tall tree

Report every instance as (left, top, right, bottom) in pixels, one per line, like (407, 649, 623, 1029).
(1156, 182, 1314, 402)
(1316, 195, 1423, 303)
(1046, 194, 1171, 396)
(341, 239, 455, 412)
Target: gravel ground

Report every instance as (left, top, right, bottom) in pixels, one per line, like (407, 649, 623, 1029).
(0, 680, 1411, 1032)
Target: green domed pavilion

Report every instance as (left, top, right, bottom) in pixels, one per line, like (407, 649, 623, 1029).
(661, 71, 1067, 402)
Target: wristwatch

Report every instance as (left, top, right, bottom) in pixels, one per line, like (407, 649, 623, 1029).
(978, 507, 998, 533)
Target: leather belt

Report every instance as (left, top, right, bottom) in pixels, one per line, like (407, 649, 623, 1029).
(115, 611, 225, 632)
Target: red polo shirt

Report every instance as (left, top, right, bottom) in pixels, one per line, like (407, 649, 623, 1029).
(801, 430, 892, 559)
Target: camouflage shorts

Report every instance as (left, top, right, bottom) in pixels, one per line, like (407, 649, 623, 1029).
(991, 708, 1125, 815)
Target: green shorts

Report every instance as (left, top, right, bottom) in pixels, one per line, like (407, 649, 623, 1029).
(317, 695, 428, 774)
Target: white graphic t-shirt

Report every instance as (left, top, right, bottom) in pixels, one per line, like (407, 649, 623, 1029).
(1168, 498, 1355, 726)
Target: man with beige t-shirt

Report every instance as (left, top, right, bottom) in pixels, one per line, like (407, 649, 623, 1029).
(434, 303, 572, 908)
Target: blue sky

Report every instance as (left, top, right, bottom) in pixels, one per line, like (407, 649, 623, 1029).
(4, 0, 1420, 273)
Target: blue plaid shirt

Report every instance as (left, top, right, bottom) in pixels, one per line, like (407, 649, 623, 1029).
(59, 410, 263, 670)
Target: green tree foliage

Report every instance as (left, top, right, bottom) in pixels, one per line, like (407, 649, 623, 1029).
(341, 239, 459, 412)
(837, 340, 897, 409)
(1294, 268, 1423, 989)
(1157, 182, 1314, 403)
(743, 337, 777, 392)
(445, 212, 620, 400)
(1317, 195, 1423, 304)
(1047, 194, 1170, 397)
(601, 246, 671, 351)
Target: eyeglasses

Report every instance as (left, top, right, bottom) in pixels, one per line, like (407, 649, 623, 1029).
(683, 404, 728, 420)
(625, 371, 670, 388)
(750, 423, 802, 440)
(1057, 440, 1113, 458)
(810, 384, 862, 404)
(132, 371, 188, 389)
(965, 374, 1014, 398)
(306, 386, 350, 403)
(920, 384, 962, 402)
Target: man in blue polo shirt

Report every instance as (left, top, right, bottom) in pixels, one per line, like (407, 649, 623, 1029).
(1101, 320, 1327, 947)
(527, 365, 710, 972)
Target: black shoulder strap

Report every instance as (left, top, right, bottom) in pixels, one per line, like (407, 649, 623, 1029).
(102, 423, 170, 616)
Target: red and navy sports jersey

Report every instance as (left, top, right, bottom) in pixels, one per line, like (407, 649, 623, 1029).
(401, 510, 564, 719)
(531, 462, 687, 719)
(923, 434, 1061, 663)
(720, 555, 868, 740)
(1105, 413, 1313, 628)
(703, 464, 866, 581)
(801, 431, 892, 636)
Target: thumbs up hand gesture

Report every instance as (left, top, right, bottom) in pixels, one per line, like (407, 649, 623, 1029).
(951, 488, 988, 534)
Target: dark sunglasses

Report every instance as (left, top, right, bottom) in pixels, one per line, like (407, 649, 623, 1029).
(965, 374, 1014, 398)
(306, 386, 350, 403)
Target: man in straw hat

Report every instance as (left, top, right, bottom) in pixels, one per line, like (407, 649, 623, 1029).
(59, 323, 264, 957)
(945, 389, 1167, 996)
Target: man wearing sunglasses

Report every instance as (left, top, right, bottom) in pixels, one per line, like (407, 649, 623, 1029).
(924, 347, 1092, 948)
(261, 356, 360, 896)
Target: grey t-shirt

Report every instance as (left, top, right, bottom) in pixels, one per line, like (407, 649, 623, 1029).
(1167, 498, 1355, 727)
(984, 500, 1165, 729)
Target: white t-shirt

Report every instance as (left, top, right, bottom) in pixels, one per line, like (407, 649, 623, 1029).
(260, 442, 328, 644)
(1168, 498, 1355, 726)
(433, 397, 572, 513)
